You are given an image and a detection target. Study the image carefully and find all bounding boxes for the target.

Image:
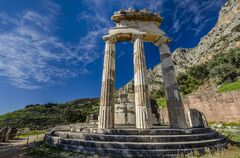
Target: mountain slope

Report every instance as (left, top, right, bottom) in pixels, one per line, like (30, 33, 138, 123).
(147, 0, 240, 93)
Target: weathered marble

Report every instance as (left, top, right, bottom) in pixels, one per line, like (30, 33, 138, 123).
(133, 34, 153, 129)
(98, 37, 116, 129)
(155, 38, 188, 129)
(114, 81, 136, 125)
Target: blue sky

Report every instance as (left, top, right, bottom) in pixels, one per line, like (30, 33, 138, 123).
(0, 0, 226, 115)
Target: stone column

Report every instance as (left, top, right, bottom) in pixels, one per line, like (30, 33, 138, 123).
(98, 36, 116, 129)
(133, 34, 153, 129)
(154, 37, 188, 129)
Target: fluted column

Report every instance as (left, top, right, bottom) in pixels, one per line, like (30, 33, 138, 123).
(98, 36, 116, 129)
(133, 34, 153, 129)
(154, 37, 187, 128)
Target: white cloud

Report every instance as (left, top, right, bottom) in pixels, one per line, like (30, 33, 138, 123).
(80, 0, 225, 43)
(172, 0, 226, 37)
(0, 4, 91, 89)
(0, 0, 225, 89)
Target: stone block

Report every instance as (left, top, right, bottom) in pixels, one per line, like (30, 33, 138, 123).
(188, 109, 207, 128)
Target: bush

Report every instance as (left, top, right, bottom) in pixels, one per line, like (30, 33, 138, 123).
(177, 63, 209, 95)
(150, 87, 165, 99)
(64, 108, 86, 123)
(177, 48, 240, 95)
(209, 63, 238, 84)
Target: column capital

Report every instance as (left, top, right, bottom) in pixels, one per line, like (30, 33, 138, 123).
(103, 35, 117, 43)
(154, 36, 172, 46)
(131, 33, 144, 42)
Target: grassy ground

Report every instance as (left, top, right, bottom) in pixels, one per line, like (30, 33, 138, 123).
(218, 80, 240, 93)
(26, 141, 97, 158)
(178, 146, 240, 158)
(17, 130, 46, 138)
(25, 130, 240, 158)
(179, 130, 240, 158)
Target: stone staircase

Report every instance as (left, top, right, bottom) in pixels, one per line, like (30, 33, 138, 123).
(45, 127, 227, 158)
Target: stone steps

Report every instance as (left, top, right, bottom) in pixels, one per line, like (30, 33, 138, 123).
(45, 128, 228, 157)
(81, 127, 213, 135)
(53, 131, 219, 142)
(47, 136, 226, 150)
(56, 143, 227, 158)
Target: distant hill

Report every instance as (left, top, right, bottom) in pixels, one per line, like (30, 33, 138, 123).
(0, 98, 99, 130)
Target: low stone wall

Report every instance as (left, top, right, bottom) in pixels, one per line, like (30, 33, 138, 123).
(160, 85, 240, 124)
(185, 89, 240, 123)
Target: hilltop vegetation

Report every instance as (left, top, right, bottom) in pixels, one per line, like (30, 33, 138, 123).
(177, 48, 240, 95)
(0, 98, 99, 130)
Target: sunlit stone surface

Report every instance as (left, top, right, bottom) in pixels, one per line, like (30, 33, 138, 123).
(99, 9, 187, 129)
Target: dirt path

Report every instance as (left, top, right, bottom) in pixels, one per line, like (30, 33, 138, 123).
(0, 134, 44, 158)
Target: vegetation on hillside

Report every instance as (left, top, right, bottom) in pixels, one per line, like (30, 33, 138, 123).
(150, 48, 240, 105)
(177, 48, 240, 95)
(0, 98, 99, 130)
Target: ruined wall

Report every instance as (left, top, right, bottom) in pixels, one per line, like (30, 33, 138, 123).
(160, 85, 240, 124)
(185, 88, 240, 123)
(114, 80, 160, 125)
(114, 81, 136, 125)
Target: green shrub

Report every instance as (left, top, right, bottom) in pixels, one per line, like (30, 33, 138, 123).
(208, 49, 240, 84)
(177, 48, 240, 95)
(150, 87, 165, 99)
(177, 63, 209, 95)
(156, 98, 167, 108)
(209, 63, 237, 84)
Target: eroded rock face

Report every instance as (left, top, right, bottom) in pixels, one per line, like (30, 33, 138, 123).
(171, 0, 240, 68)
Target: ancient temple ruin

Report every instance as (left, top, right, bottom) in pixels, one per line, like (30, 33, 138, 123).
(45, 10, 228, 157)
(98, 9, 187, 129)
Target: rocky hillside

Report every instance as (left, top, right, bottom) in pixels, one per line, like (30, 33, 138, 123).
(146, 0, 240, 93)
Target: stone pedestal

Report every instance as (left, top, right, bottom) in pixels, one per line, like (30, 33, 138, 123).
(133, 35, 153, 129)
(98, 38, 116, 129)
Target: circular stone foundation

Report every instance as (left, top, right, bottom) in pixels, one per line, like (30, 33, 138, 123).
(45, 126, 227, 157)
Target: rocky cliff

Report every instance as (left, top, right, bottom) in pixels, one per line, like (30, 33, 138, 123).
(115, 0, 240, 124)
(147, 0, 240, 93)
